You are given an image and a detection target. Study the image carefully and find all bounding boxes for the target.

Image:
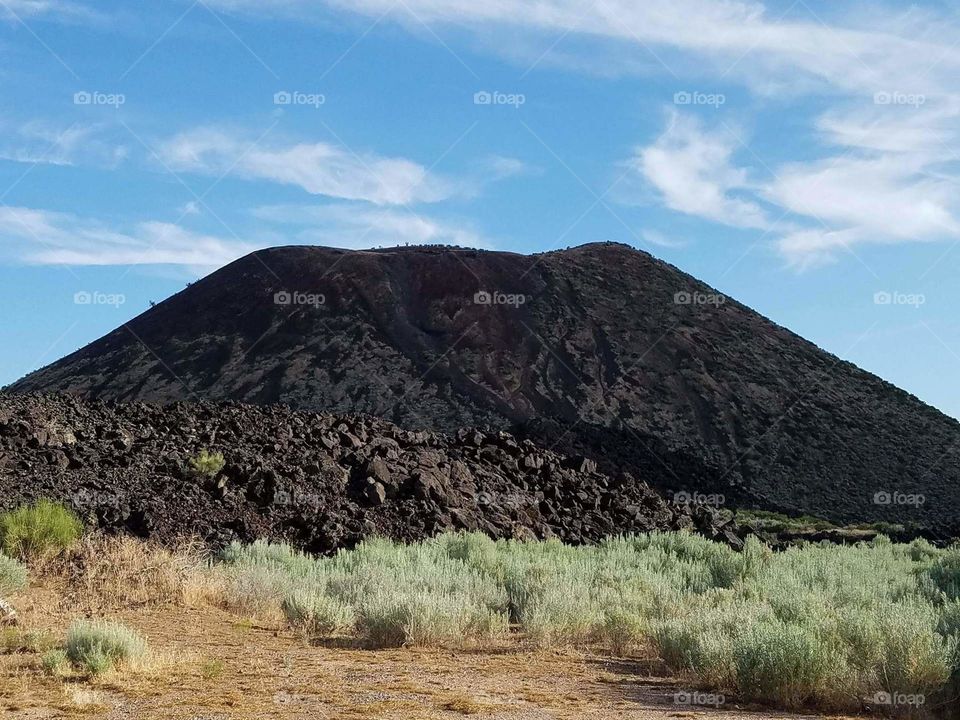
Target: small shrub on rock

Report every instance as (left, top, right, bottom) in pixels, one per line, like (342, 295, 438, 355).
(188, 450, 225, 478)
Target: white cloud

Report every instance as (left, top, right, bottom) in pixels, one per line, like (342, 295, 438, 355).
(0, 121, 129, 168)
(0, 206, 257, 267)
(641, 229, 687, 249)
(252, 203, 493, 249)
(204, 0, 960, 97)
(157, 128, 454, 205)
(0, 0, 102, 23)
(477, 155, 533, 181)
(635, 113, 770, 230)
(178, 201, 202, 217)
(775, 227, 865, 271)
(0, 202, 491, 269)
(634, 109, 960, 267)
(765, 154, 960, 242)
(200, 0, 960, 269)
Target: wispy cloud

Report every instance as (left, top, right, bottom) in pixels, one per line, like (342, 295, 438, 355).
(0, 121, 129, 168)
(641, 229, 687, 249)
(633, 109, 960, 268)
(203, 1, 960, 96)
(0, 202, 492, 269)
(0, 0, 102, 23)
(253, 202, 494, 249)
(157, 127, 456, 205)
(0, 206, 257, 267)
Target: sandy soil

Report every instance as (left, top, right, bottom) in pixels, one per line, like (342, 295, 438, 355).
(0, 588, 850, 720)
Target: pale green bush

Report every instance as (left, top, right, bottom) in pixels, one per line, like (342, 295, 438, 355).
(0, 552, 27, 594)
(216, 531, 960, 711)
(66, 620, 147, 675)
(357, 591, 480, 647)
(41, 649, 70, 677)
(732, 620, 845, 708)
(282, 589, 354, 638)
(222, 565, 293, 617)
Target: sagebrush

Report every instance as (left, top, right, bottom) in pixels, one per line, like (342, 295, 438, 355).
(220, 532, 960, 711)
(0, 552, 27, 595)
(65, 619, 147, 675)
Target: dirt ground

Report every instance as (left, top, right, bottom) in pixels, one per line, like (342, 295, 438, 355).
(0, 583, 851, 720)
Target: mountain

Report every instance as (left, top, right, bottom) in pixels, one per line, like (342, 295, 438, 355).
(9, 242, 959, 536)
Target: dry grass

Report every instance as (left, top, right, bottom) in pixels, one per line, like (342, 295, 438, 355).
(0, 596, 860, 720)
(438, 692, 496, 714)
(63, 534, 224, 613)
(63, 687, 108, 712)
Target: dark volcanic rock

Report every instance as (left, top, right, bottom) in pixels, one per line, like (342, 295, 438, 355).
(0, 394, 703, 549)
(7, 242, 960, 537)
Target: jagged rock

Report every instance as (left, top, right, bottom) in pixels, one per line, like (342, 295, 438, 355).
(0, 393, 716, 549)
(361, 478, 386, 506)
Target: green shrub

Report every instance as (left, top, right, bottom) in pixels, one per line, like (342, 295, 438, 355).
(214, 531, 960, 711)
(0, 552, 27, 594)
(597, 608, 646, 655)
(0, 500, 82, 563)
(222, 565, 292, 617)
(188, 450, 225, 478)
(65, 620, 147, 675)
(356, 591, 486, 648)
(41, 649, 70, 677)
(732, 620, 843, 708)
(927, 549, 960, 600)
(282, 589, 354, 638)
(1, 628, 56, 654)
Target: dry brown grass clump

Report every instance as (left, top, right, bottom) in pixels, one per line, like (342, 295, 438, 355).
(56, 534, 225, 613)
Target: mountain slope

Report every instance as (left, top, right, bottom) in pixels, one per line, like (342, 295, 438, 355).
(10, 243, 959, 535)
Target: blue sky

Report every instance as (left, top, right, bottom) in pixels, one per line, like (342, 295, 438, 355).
(1, 0, 959, 418)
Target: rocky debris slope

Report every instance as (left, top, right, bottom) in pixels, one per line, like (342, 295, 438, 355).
(0, 394, 738, 550)
(9, 243, 960, 536)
